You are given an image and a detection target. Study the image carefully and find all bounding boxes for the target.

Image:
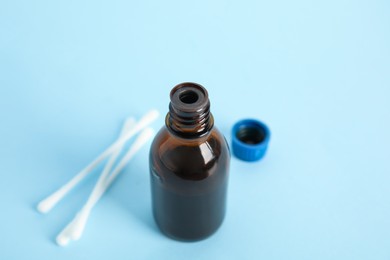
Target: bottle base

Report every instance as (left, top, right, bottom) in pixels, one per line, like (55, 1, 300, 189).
(154, 215, 225, 242)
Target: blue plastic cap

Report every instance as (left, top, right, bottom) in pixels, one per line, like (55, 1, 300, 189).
(232, 119, 270, 162)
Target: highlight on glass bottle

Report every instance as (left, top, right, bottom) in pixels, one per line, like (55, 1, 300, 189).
(149, 82, 230, 241)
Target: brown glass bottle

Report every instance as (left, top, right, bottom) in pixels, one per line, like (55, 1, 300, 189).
(149, 82, 230, 241)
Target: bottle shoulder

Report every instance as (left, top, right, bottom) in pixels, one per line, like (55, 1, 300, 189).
(150, 126, 230, 181)
(151, 126, 229, 158)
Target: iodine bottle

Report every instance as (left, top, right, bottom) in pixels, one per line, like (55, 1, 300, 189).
(149, 82, 230, 241)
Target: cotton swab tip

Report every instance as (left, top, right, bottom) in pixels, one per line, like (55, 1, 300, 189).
(37, 202, 48, 213)
(37, 197, 57, 214)
(145, 109, 160, 122)
(56, 233, 70, 247)
(69, 211, 89, 241)
(140, 127, 155, 140)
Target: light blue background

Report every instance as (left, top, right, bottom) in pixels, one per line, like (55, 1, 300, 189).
(1, 0, 389, 259)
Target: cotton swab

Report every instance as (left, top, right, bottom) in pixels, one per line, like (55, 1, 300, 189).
(78, 118, 137, 215)
(56, 128, 155, 246)
(54, 118, 135, 247)
(67, 128, 155, 242)
(68, 128, 155, 242)
(107, 129, 154, 186)
(36, 117, 135, 214)
(37, 109, 159, 214)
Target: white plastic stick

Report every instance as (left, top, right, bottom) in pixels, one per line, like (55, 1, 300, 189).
(37, 117, 135, 214)
(82, 119, 136, 213)
(69, 128, 154, 241)
(105, 128, 155, 189)
(57, 128, 155, 245)
(37, 110, 159, 214)
(55, 118, 135, 247)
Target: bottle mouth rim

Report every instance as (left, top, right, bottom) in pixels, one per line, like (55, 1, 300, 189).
(170, 82, 209, 112)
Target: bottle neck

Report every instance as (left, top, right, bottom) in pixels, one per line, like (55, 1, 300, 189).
(166, 82, 214, 139)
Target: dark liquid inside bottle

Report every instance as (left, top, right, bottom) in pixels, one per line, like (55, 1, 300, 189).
(149, 83, 230, 241)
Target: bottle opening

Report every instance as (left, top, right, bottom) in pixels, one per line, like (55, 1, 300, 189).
(167, 82, 213, 138)
(170, 82, 208, 109)
(179, 90, 199, 104)
(236, 126, 265, 145)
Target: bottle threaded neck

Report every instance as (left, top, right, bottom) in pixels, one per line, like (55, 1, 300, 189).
(166, 82, 214, 138)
